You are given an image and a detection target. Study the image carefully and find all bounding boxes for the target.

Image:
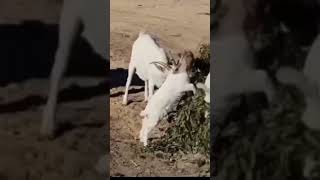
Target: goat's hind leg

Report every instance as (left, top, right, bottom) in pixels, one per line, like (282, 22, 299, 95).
(148, 79, 155, 101)
(144, 80, 149, 102)
(41, 3, 81, 137)
(122, 62, 136, 105)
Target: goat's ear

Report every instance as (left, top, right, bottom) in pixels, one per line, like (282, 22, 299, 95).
(153, 63, 166, 73)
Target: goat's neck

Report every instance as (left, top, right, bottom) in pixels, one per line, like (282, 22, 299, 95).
(214, 0, 247, 40)
(172, 63, 189, 75)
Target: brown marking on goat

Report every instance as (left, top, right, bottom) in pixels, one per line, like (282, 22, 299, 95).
(150, 51, 195, 75)
(173, 50, 194, 75)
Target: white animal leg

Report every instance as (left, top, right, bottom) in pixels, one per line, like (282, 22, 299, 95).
(41, 6, 81, 137)
(148, 79, 155, 101)
(144, 80, 149, 102)
(122, 62, 136, 105)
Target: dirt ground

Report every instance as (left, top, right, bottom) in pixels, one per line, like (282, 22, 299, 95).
(0, 0, 107, 179)
(110, 0, 210, 176)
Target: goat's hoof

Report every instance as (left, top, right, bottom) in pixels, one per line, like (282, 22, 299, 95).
(122, 100, 128, 105)
(40, 124, 56, 140)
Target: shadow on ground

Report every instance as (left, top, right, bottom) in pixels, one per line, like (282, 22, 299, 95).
(0, 20, 144, 113)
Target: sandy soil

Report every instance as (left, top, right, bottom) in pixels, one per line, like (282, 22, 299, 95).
(0, 78, 108, 180)
(110, 0, 210, 176)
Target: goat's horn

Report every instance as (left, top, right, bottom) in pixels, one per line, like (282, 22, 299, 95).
(150, 61, 171, 70)
(167, 50, 174, 59)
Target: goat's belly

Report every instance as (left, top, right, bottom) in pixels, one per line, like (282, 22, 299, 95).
(135, 69, 147, 81)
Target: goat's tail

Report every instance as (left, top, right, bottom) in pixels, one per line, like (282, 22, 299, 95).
(276, 66, 316, 96)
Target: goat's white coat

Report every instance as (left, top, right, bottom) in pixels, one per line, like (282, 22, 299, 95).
(276, 34, 320, 130)
(122, 32, 169, 105)
(139, 69, 195, 146)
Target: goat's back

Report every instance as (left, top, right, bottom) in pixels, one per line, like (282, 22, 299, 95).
(131, 32, 168, 85)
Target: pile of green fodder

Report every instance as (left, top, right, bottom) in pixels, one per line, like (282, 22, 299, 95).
(146, 44, 210, 157)
(214, 82, 320, 179)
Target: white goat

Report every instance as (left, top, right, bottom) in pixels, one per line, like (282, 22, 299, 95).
(139, 51, 196, 146)
(42, 0, 108, 137)
(276, 34, 320, 130)
(213, 0, 275, 120)
(122, 31, 172, 105)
